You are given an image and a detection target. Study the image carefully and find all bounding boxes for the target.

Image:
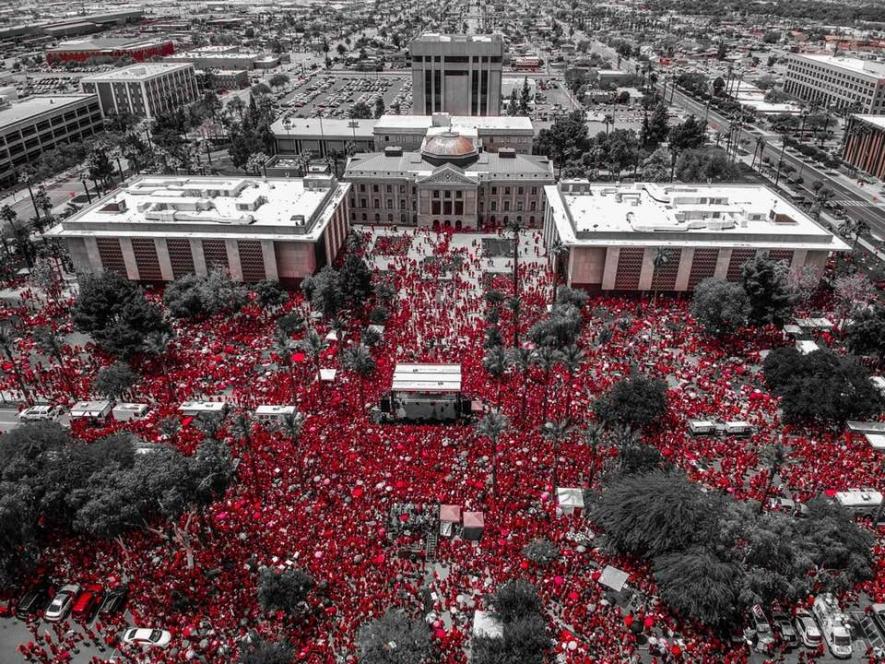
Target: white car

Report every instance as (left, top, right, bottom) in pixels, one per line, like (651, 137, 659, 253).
(19, 405, 64, 422)
(44, 584, 80, 622)
(121, 628, 172, 649)
(795, 610, 822, 649)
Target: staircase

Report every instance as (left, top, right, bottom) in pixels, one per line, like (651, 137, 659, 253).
(425, 531, 438, 561)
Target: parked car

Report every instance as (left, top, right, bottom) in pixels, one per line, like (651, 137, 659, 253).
(0, 597, 14, 618)
(750, 604, 775, 652)
(71, 583, 103, 622)
(121, 628, 172, 648)
(99, 585, 128, 616)
(795, 609, 823, 648)
(16, 587, 50, 620)
(772, 612, 799, 649)
(44, 584, 80, 622)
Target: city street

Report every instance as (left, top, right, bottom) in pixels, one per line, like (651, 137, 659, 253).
(661, 83, 885, 241)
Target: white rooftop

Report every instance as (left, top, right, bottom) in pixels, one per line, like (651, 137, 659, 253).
(81, 62, 193, 82)
(374, 114, 533, 133)
(792, 54, 885, 78)
(391, 363, 462, 393)
(0, 95, 95, 129)
(854, 114, 885, 131)
(47, 175, 349, 244)
(546, 182, 851, 251)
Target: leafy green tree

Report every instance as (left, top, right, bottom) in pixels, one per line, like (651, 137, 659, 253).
(239, 638, 294, 664)
(342, 344, 376, 410)
(846, 305, 885, 361)
(356, 609, 435, 664)
(594, 374, 668, 429)
(654, 546, 743, 628)
(675, 147, 739, 182)
(301, 266, 345, 319)
(522, 538, 559, 566)
(533, 110, 589, 166)
(257, 567, 315, 616)
(518, 77, 531, 115)
(740, 254, 794, 327)
(93, 361, 138, 400)
(645, 101, 670, 149)
(350, 101, 373, 119)
(72, 272, 169, 358)
(253, 280, 288, 309)
(691, 278, 750, 335)
(591, 470, 718, 557)
(488, 580, 542, 622)
(762, 347, 882, 424)
(164, 269, 248, 319)
(668, 114, 706, 152)
(339, 246, 373, 309)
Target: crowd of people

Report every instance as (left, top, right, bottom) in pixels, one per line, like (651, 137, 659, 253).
(0, 226, 883, 664)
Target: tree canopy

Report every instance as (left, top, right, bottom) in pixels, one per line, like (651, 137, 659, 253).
(691, 278, 750, 335)
(72, 272, 169, 358)
(593, 374, 668, 429)
(762, 347, 881, 425)
(356, 609, 435, 664)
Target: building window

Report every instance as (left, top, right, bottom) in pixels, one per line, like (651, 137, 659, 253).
(433, 190, 440, 198)
(444, 190, 452, 199)
(372, 184, 379, 193)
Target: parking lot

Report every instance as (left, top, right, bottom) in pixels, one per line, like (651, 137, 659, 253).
(278, 72, 411, 119)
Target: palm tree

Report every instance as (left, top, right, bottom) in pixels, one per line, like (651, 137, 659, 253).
(33, 325, 75, 394)
(228, 412, 260, 495)
(0, 204, 32, 268)
(0, 324, 32, 402)
(540, 418, 574, 488)
(558, 345, 584, 418)
(483, 345, 508, 403)
(531, 347, 561, 422)
(583, 423, 605, 487)
(759, 442, 788, 514)
(548, 237, 569, 305)
(144, 329, 176, 401)
(507, 346, 532, 423)
(505, 216, 523, 306)
(506, 296, 522, 348)
(272, 328, 298, 393)
(652, 247, 670, 304)
(341, 344, 375, 412)
(475, 411, 509, 498)
(298, 328, 328, 382)
(275, 410, 304, 448)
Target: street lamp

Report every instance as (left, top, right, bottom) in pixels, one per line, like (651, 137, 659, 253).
(79, 174, 92, 205)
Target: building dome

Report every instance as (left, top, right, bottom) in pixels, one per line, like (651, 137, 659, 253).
(421, 131, 479, 166)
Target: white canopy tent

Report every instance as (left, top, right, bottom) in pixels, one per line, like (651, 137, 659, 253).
(556, 488, 585, 515)
(179, 401, 228, 416)
(472, 610, 504, 639)
(598, 565, 630, 593)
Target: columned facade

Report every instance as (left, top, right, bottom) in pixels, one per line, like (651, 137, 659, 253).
(842, 115, 885, 180)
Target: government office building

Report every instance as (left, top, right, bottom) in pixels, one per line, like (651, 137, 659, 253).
(0, 94, 103, 189)
(544, 181, 850, 292)
(410, 33, 504, 116)
(343, 131, 553, 230)
(80, 63, 199, 120)
(47, 175, 351, 286)
(784, 54, 885, 113)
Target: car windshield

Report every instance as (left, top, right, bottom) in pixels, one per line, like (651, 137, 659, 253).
(149, 630, 162, 642)
(834, 634, 851, 646)
(756, 622, 770, 633)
